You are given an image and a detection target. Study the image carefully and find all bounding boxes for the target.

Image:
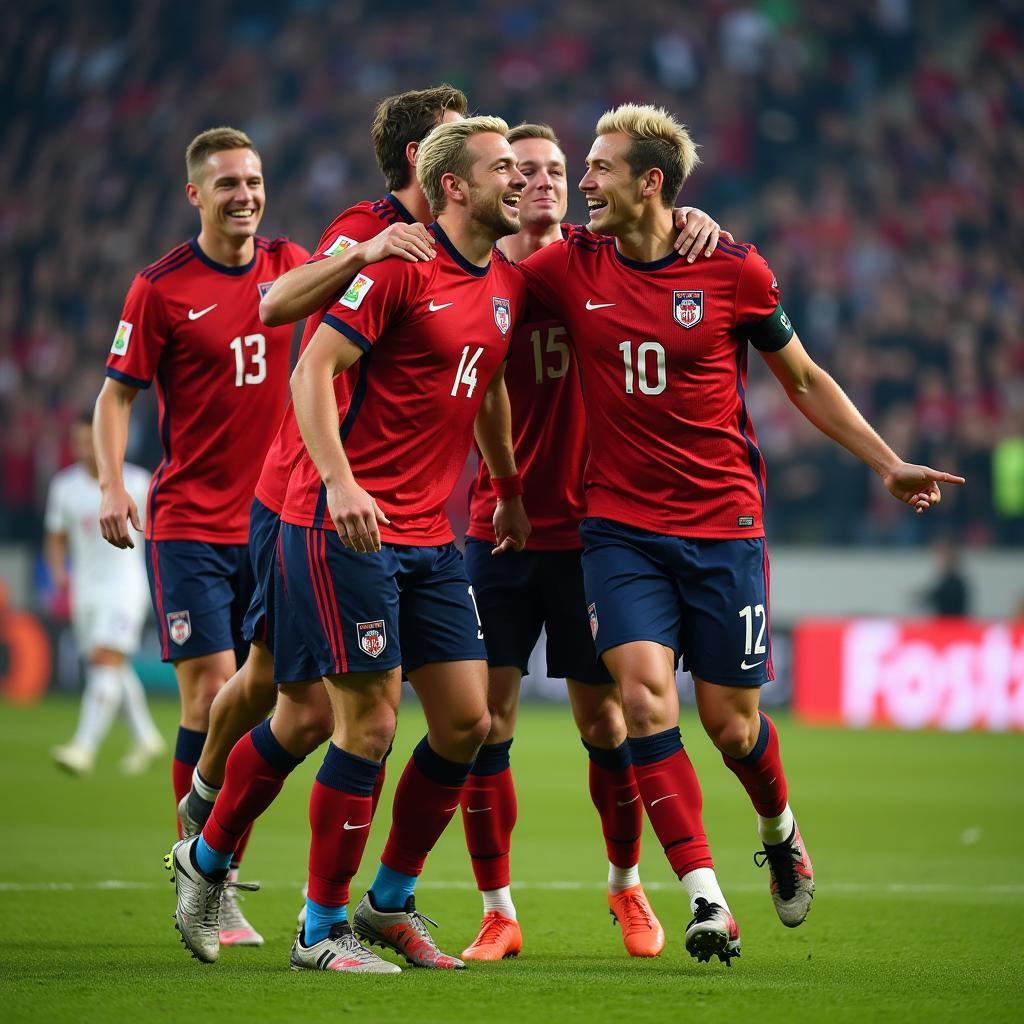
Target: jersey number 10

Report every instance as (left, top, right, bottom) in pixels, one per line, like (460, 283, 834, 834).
(618, 340, 666, 395)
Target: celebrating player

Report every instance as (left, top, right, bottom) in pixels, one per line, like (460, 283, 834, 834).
(95, 127, 309, 943)
(459, 123, 728, 961)
(46, 412, 164, 776)
(167, 116, 529, 974)
(515, 103, 965, 965)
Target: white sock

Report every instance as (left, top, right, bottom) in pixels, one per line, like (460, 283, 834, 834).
(481, 886, 516, 919)
(119, 663, 161, 745)
(680, 867, 729, 914)
(192, 766, 221, 801)
(71, 664, 123, 753)
(608, 862, 640, 894)
(758, 802, 795, 846)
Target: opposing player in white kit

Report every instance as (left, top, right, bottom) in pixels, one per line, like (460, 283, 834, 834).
(46, 413, 165, 775)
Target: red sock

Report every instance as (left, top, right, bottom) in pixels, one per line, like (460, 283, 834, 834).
(173, 727, 206, 837)
(381, 737, 472, 877)
(202, 721, 302, 854)
(461, 755, 517, 891)
(722, 712, 789, 818)
(370, 745, 390, 820)
(589, 760, 643, 869)
(229, 824, 254, 871)
(628, 731, 714, 878)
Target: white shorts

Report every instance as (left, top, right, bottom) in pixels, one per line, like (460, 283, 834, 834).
(72, 598, 147, 657)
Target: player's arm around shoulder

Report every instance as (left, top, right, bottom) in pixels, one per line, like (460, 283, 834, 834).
(260, 223, 435, 327)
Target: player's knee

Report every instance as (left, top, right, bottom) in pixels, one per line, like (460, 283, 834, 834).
(576, 705, 626, 749)
(705, 714, 757, 759)
(618, 679, 672, 735)
(284, 706, 334, 755)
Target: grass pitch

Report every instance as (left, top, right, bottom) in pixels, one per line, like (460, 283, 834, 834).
(1, 697, 1022, 1023)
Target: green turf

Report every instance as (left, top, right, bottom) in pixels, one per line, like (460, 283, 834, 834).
(1, 697, 1022, 1023)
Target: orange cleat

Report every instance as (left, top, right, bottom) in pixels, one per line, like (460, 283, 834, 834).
(461, 911, 523, 961)
(608, 884, 665, 957)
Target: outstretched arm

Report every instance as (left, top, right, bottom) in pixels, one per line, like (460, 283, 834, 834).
(94, 378, 143, 548)
(474, 363, 530, 554)
(290, 324, 389, 552)
(762, 334, 965, 513)
(261, 223, 436, 326)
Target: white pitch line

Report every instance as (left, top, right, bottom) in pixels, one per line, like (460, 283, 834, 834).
(1, 879, 1023, 895)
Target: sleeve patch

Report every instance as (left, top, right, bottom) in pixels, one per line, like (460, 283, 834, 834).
(745, 304, 793, 352)
(339, 274, 374, 310)
(324, 234, 360, 257)
(110, 319, 133, 356)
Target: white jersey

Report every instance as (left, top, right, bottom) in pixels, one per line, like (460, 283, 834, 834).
(44, 463, 151, 611)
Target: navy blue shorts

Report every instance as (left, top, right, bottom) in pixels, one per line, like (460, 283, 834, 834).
(241, 497, 280, 646)
(279, 524, 486, 677)
(145, 539, 253, 665)
(579, 517, 774, 687)
(463, 539, 611, 685)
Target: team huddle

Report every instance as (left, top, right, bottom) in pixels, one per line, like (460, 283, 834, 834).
(93, 84, 963, 973)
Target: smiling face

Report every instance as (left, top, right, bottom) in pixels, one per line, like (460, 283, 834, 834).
(462, 132, 527, 239)
(186, 148, 265, 243)
(511, 137, 568, 231)
(579, 132, 649, 237)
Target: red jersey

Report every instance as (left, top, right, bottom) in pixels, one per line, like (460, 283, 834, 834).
(466, 228, 588, 549)
(516, 233, 792, 539)
(280, 223, 526, 545)
(106, 235, 308, 543)
(254, 195, 416, 514)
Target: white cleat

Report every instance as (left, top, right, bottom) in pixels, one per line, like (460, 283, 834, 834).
(754, 823, 815, 927)
(163, 837, 257, 963)
(353, 892, 465, 969)
(220, 870, 264, 947)
(684, 898, 741, 966)
(52, 743, 94, 776)
(290, 922, 401, 973)
(120, 735, 166, 776)
(176, 793, 201, 840)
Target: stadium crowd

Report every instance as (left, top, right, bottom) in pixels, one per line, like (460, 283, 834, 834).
(2, 0, 1022, 545)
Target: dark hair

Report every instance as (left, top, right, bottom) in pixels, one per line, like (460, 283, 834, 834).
(371, 84, 469, 192)
(506, 123, 561, 147)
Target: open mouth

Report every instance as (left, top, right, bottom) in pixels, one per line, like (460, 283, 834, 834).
(587, 198, 608, 215)
(227, 208, 256, 221)
(502, 194, 522, 213)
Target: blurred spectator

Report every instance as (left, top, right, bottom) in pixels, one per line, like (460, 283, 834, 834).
(1, 0, 1022, 549)
(918, 537, 971, 616)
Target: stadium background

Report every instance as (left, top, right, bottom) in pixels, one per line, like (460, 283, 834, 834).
(0, 3, 1022, 1020)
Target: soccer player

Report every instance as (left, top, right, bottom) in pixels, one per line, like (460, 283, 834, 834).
(176, 85, 466, 840)
(167, 116, 530, 974)
(46, 412, 164, 776)
(515, 103, 965, 965)
(459, 123, 728, 961)
(95, 126, 308, 943)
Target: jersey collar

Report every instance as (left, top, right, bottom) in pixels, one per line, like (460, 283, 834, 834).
(429, 222, 490, 278)
(384, 192, 416, 224)
(189, 237, 258, 276)
(613, 246, 681, 273)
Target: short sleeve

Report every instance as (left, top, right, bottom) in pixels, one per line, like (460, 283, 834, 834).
(516, 238, 571, 318)
(105, 275, 170, 389)
(306, 209, 384, 266)
(43, 475, 65, 535)
(320, 258, 415, 352)
(734, 247, 793, 352)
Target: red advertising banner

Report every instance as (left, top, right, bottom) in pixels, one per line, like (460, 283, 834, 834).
(793, 619, 1024, 732)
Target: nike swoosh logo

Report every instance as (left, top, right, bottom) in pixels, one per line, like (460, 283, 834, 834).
(650, 793, 678, 807)
(187, 304, 217, 320)
(428, 300, 453, 312)
(740, 660, 766, 670)
(616, 796, 640, 807)
(466, 806, 491, 814)
(342, 821, 370, 831)
(443, 805, 460, 813)
(585, 300, 615, 310)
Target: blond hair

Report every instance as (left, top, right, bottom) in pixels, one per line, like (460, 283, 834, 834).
(417, 115, 511, 215)
(185, 127, 257, 183)
(594, 103, 700, 204)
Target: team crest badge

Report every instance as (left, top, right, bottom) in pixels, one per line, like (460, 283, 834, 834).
(167, 610, 191, 646)
(257, 280, 275, 299)
(357, 620, 387, 658)
(492, 297, 511, 335)
(588, 603, 599, 640)
(673, 290, 703, 329)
